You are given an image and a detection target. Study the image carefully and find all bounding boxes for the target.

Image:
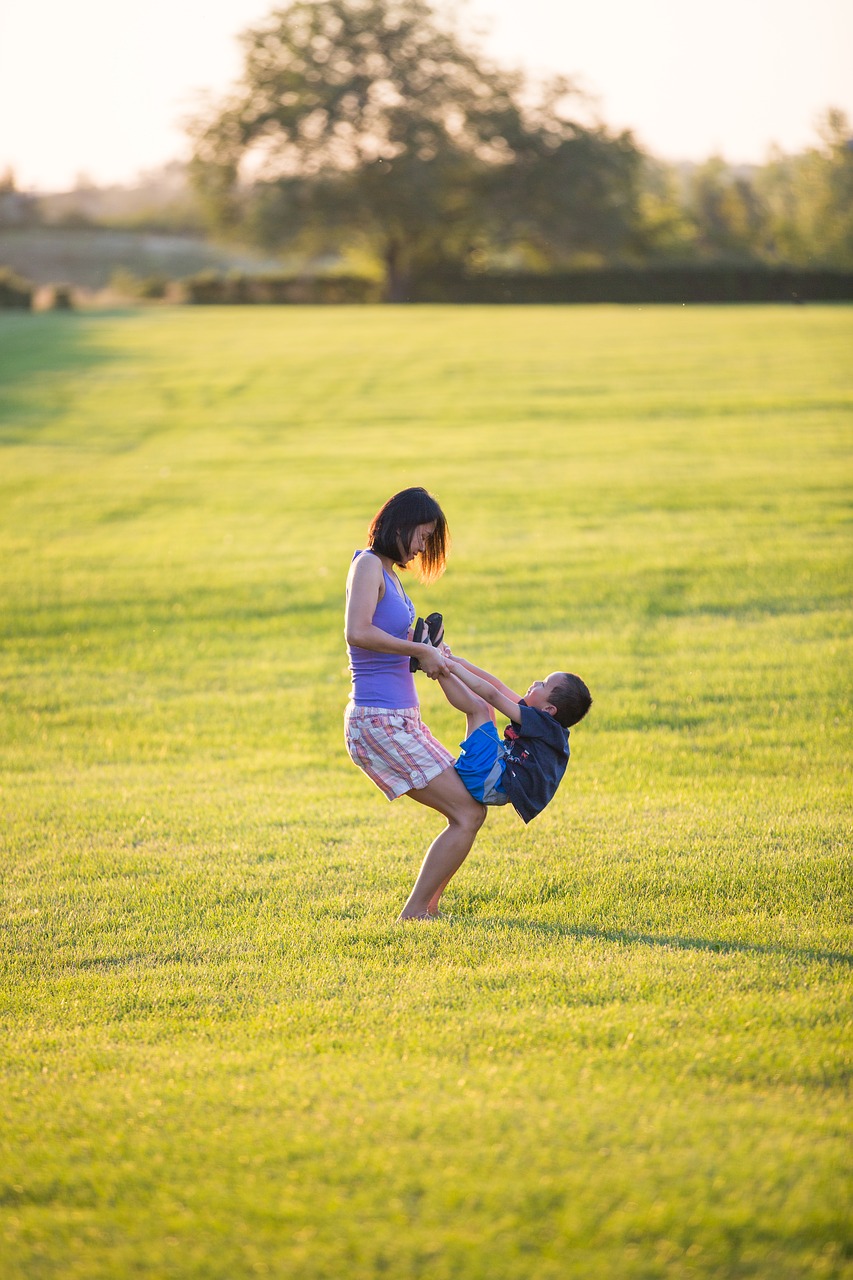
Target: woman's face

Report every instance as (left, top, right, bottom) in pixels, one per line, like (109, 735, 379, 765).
(400, 522, 436, 563)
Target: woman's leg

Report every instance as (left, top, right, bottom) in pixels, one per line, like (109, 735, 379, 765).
(398, 766, 487, 920)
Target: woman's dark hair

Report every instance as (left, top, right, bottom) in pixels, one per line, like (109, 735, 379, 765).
(368, 487, 449, 582)
(551, 674, 593, 729)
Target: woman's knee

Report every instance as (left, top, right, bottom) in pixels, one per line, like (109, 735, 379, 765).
(453, 797, 487, 834)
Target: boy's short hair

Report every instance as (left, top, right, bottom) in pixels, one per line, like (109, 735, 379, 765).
(551, 673, 592, 729)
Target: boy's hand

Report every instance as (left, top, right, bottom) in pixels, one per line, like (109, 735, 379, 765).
(444, 657, 468, 682)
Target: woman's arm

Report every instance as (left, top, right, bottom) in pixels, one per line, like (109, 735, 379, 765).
(442, 650, 521, 702)
(344, 553, 448, 676)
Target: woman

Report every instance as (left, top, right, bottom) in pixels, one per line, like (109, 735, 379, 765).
(344, 487, 486, 921)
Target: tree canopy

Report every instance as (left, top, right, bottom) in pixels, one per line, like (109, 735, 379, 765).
(190, 2, 853, 285)
(635, 110, 853, 270)
(189, 0, 643, 296)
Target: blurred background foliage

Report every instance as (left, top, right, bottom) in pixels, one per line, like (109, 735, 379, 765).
(1, 0, 852, 298)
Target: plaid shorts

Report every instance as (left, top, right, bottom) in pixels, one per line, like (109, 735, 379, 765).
(344, 703, 455, 800)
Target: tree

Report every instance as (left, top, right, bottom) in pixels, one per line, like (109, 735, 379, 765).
(634, 158, 698, 261)
(756, 110, 853, 268)
(189, 0, 644, 296)
(0, 169, 41, 229)
(685, 157, 766, 261)
(647, 110, 853, 269)
(488, 111, 644, 266)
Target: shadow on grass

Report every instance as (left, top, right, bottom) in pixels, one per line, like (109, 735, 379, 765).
(472, 918, 852, 967)
(0, 311, 126, 446)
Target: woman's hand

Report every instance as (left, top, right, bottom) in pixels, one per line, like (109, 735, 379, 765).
(417, 644, 449, 679)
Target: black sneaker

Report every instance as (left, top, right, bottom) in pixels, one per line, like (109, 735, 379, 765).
(409, 612, 444, 672)
(424, 612, 444, 648)
(409, 618, 427, 672)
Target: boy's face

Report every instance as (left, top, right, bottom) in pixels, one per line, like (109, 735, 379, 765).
(524, 673, 563, 715)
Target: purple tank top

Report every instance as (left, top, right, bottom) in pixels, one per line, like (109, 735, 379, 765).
(347, 551, 418, 708)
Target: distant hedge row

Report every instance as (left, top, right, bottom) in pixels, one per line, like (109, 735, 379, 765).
(4, 263, 852, 309)
(183, 272, 380, 304)
(0, 267, 33, 309)
(182, 266, 853, 305)
(408, 266, 853, 304)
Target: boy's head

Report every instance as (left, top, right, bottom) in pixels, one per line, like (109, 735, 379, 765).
(525, 672, 592, 729)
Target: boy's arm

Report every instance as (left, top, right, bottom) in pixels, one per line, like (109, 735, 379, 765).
(443, 651, 522, 702)
(445, 659, 522, 724)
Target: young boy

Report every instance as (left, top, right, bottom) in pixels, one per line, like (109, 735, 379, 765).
(437, 653, 592, 823)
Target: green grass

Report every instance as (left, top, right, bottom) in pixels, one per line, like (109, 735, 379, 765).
(1, 304, 851, 1279)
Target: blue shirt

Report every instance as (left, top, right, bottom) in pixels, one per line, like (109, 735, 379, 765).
(501, 702, 570, 823)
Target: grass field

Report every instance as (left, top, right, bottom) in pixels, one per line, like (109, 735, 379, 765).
(1, 304, 851, 1279)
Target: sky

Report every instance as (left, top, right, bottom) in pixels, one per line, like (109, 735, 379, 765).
(1, 0, 851, 192)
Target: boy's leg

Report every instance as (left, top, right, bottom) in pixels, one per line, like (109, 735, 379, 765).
(436, 671, 496, 737)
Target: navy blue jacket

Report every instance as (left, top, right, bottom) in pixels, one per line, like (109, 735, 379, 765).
(501, 702, 570, 824)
